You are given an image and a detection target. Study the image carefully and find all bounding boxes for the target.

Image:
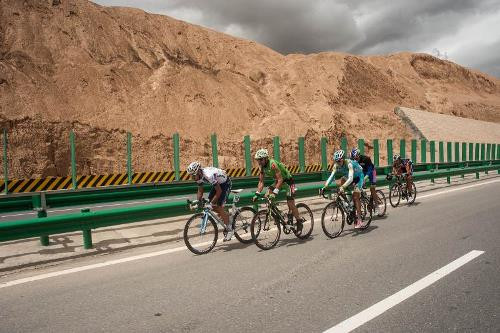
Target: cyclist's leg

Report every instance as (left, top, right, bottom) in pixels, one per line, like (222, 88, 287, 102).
(368, 168, 380, 205)
(353, 176, 363, 224)
(283, 182, 300, 220)
(406, 163, 414, 194)
(212, 180, 231, 227)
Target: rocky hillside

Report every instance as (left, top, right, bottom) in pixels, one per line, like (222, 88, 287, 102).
(1, 0, 499, 178)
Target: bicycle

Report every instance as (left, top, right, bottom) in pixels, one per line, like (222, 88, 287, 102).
(387, 173, 417, 207)
(320, 187, 372, 238)
(250, 193, 314, 250)
(361, 185, 387, 217)
(184, 189, 256, 255)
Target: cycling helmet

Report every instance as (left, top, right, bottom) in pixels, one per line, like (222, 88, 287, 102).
(351, 147, 360, 159)
(333, 149, 345, 162)
(254, 148, 269, 159)
(393, 154, 401, 161)
(187, 161, 201, 175)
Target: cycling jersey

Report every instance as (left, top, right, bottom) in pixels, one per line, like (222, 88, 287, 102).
(260, 159, 295, 199)
(358, 155, 376, 185)
(324, 158, 364, 189)
(196, 167, 229, 186)
(395, 158, 413, 175)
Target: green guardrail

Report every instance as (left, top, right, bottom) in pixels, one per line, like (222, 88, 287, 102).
(1, 162, 499, 249)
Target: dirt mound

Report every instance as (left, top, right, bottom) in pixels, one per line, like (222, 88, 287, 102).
(1, 0, 499, 179)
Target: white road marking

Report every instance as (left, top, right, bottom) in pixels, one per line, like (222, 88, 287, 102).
(417, 178, 500, 200)
(0, 241, 210, 289)
(323, 250, 485, 333)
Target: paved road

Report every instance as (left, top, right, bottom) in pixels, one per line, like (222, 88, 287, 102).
(0, 179, 499, 332)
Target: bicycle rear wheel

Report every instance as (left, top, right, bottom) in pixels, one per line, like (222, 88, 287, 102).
(251, 209, 281, 250)
(184, 213, 218, 255)
(374, 189, 387, 216)
(389, 184, 401, 208)
(406, 182, 417, 204)
(321, 201, 345, 238)
(293, 203, 314, 239)
(233, 207, 256, 244)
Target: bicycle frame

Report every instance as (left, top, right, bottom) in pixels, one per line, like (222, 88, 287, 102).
(197, 195, 242, 234)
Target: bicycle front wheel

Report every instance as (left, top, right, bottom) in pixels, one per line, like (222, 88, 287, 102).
(293, 203, 314, 239)
(359, 196, 373, 229)
(389, 184, 401, 208)
(406, 182, 417, 204)
(251, 209, 281, 250)
(375, 189, 387, 216)
(233, 207, 256, 244)
(321, 201, 345, 238)
(184, 213, 218, 255)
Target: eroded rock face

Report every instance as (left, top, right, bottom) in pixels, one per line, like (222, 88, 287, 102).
(1, 0, 499, 178)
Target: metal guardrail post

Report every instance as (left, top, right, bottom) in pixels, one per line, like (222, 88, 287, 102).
(421, 140, 427, 164)
(244, 135, 252, 176)
(81, 208, 93, 249)
(429, 140, 435, 183)
(298, 137, 305, 173)
(400, 139, 406, 158)
(33, 193, 49, 246)
(273, 136, 280, 162)
(127, 132, 132, 185)
(387, 139, 393, 165)
(173, 133, 180, 181)
(321, 137, 328, 173)
(373, 139, 379, 167)
(358, 139, 365, 155)
(341, 137, 348, 153)
(70, 131, 77, 189)
(2, 129, 7, 195)
(211, 134, 219, 168)
(439, 141, 444, 163)
(411, 139, 417, 162)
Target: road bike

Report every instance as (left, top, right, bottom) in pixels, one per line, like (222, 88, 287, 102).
(387, 174, 417, 207)
(320, 187, 372, 238)
(184, 189, 256, 255)
(362, 186, 387, 217)
(250, 193, 314, 250)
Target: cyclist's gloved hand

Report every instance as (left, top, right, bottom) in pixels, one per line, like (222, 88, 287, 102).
(338, 186, 345, 194)
(319, 187, 325, 196)
(196, 200, 204, 209)
(267, 193, 276, 200)
(252, 192, 260, 202)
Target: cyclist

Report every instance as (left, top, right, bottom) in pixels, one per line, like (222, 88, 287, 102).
(351, 147, 381, 214)
(392, 154, 414, 197)
(187, 161, 234, 241)
(320, 149, 365, 229)
(252, 148, 303, 233)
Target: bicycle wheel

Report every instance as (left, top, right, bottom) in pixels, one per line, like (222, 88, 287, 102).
(374, 189, 387, 216)
(406, 182, 417, 204)
(184, 213, 218, 255)
(321, 201, 345, 238)
(251, 209, 281, 250)
(293, 203, 314, 239)
(389, 184, 401, 208)
(233, 206, 256, 244)
(359, 196, 373, 229)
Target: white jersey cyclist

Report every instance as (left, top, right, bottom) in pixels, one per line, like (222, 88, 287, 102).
(196, 167, 228, 186)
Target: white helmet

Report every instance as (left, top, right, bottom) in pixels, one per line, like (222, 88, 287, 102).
(254, 148, 269, 159)
(187, 161, 201, 175)
(333, 149, 345, 162)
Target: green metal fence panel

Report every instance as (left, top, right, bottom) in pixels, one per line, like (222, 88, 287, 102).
(411, 139, 417, 162)
(421, 140, 427, 163)
(475, 143, 480, 161)
(439, 141, 444, 163)
(341, 137, 348, 153)
(273, 136, 280, 162)
(447, 142, 452, 162)
(486, 144, 491, 160)
(299, 137, 305, 173)
(321, 137, 328, 171)
(493, 143, 497, 159)
(454, 142, 460, 162)
(481, 143, 485, 160)
(358, 139, 365, 155)
(468, 143, 473, 161)
(244, 135, 252, 176)
(461, 143, 467, 162)
(173, 133, 180, 181)
(211, 133, 219, 168)
(400, 139, 406, 158)
(430, 141, 436, 163)
(70, 131, 77, 190)
(127, 132, 132, 185)
(3, 129, 8, 195)
(373, 139, 379, 167)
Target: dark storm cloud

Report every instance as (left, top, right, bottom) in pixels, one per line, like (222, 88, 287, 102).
(93, 0, 500, 77)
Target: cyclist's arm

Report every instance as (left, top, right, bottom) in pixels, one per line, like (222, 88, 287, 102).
(256, 172, 265, 193)
(324, 169, 336, 188)
(273, 168, 283, 191)
(405, 163, 412, 175)
(342, 162, 354, 188)
(196, 184, 204, 201)
(211, 183, 222, 205)
(392, 165, 399, 175)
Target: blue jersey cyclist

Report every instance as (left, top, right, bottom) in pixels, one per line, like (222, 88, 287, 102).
(351, 148, 382, 214)
(321, 149, 366, 229)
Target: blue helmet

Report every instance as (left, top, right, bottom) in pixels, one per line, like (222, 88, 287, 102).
(351, 147, 360, 159)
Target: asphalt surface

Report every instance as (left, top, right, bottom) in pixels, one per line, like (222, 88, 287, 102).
(0, 179, 499, 332)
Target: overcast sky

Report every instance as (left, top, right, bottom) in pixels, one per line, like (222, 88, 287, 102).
(94, 0, 500, 78)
